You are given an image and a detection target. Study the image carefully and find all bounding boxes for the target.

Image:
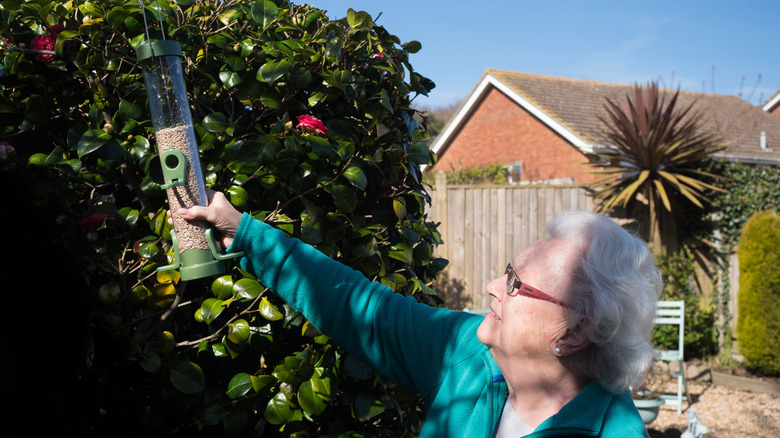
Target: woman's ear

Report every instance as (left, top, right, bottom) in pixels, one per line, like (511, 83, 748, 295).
(555, 324, 592, 356)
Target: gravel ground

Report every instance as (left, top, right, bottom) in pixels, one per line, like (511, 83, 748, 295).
(646, 378, 780, 437)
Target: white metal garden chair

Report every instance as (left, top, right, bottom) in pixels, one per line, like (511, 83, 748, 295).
(654, 300, 691, 415)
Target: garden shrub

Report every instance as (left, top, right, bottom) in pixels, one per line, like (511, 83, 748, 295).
(422, 162, 510, 185)
(1, 1, 444, 435)
(736, 210, 780, 375)
(653, 250, 718, 360)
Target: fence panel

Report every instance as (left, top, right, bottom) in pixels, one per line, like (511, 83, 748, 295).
(427, 173, 595, 310)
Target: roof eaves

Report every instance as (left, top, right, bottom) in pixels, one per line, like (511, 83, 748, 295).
(488, 74, 596, 153)
(762, 90, 780, 112)
(425, 73, 494, 171)
(713, 151, 780, 166)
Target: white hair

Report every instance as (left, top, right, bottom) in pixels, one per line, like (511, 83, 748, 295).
(547, 210, 662, 394)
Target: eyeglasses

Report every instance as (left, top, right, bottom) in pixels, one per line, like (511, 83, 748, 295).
(505, 263, 568, 308)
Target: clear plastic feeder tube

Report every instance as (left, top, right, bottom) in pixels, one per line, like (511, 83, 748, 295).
(137, 40, 227, 280)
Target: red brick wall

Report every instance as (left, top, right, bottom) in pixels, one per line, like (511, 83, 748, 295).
(431, 88, 600, 185)
(771, 105, 780, 119)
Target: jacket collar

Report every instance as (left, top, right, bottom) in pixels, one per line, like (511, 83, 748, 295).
(531, 381, 616, 437)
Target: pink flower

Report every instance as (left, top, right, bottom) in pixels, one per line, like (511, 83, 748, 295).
(296, 115, 328, 137)
(30, 34, 55, 63)
(77, 213, 119, 232)
(371, 53, 384, 59)
(48, 24, 65, 35)
(0, 141, 14, 162)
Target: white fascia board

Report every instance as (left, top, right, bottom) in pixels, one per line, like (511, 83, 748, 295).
(429, 77, 493, 157)
(762, 91, 780, 112)
(428, 74, 595, 167)
(488, 76, 596, 154)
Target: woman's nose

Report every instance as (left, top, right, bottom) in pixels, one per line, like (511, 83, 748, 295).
(486, 275, 505, 301)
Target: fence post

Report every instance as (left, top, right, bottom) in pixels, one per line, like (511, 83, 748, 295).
(434, 172, 448, 261)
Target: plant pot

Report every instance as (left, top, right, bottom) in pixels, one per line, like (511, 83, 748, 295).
(633, 398, 664, 424)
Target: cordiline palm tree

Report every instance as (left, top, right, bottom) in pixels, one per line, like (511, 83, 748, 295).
(585, 82, 725, 253)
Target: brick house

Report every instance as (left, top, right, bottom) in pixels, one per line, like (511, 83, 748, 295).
(763, 90, 780, 118)
(428, 70, 780, 181)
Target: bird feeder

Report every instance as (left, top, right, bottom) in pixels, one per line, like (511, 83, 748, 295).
(136, 40, 243, 281)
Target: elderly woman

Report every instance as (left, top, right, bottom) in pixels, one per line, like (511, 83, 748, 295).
(178, 192, 662, 437)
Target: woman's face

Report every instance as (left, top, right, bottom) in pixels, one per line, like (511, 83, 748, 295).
(476, 237, 580, 363)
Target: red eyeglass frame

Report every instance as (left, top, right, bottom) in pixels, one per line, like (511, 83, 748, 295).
(505, 263, 568, 308)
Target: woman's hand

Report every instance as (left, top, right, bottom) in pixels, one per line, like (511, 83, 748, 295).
(171, 190, 243, 249)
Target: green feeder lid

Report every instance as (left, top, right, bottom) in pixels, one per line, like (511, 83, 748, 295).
(136, 40, 182, 62)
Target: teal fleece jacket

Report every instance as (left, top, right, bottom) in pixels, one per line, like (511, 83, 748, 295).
(228, 213, 650, 437)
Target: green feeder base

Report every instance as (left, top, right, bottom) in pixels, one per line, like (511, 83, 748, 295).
(179, 248, 226, 281)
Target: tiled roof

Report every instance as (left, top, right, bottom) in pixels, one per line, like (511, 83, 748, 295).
(483, 69, 780, 165)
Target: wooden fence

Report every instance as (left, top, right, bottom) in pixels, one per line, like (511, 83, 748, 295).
(425, 172, 742, 347)
(426, 172, 598, 310)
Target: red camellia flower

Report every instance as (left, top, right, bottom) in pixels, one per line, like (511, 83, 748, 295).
(296, 115, 328, 137)
(0, 141, 14, 162)
(49, 24, 65, 35)
(30, 34, 56, 63)
(77, 213, 119, 232)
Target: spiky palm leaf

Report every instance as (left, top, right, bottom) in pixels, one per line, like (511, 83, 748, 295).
(584, 82, 725, 249)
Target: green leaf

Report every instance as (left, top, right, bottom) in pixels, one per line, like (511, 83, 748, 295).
(218, 6, 243, 25)
(393, 197, 407, 220)
(343, 164, 367, 190)
(378, 88, 393, 113)
(324, 36, 341, 64)
(117, 99, 143, 120)
(77, 129, 111, 158)
(137, 236, 160, 259)
(252, 374, 276, 393)
(228, 319, 250, 344)
(140, 351, 161, 373)
(264, 392, 294, 425)
(211, 342, 228, 357)
(224, 139, 264, 174)
(234, 277, 263, 300)
(259, 297, 283, 321)
(227, 372, 254, 399)
(403, 40, 422, 53)
(202, 112, 231, 133)
(200, 298, 226, 324)
(302, 321, 329, 344)
(219, 70, 243, 88)
(346, 9, 371, 29)
(354, 391, 385, 421)
(226, 185, 249, 208)
(257, 59, 291, 84)
(169, 360, 205, 395)
(388, 242, 413, 264)
(301, 210, 323, 244)
(251, 0, 279, 28)
(272, 355, 307, 384)
(328, 185, 357, 213)
(211, 275, 234, 299)
(298, 373, 331, 416)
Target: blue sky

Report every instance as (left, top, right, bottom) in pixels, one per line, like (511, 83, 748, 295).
(309, 0, 779, 109)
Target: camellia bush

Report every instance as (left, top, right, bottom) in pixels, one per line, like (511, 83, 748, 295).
(0, 0, 445, 436)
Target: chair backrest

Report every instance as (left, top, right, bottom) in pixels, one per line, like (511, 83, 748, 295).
(653, 300, 685, 360)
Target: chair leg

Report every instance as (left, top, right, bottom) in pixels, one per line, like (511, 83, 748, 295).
(677, 373, 683, 415)
(678, 359, 691, 414)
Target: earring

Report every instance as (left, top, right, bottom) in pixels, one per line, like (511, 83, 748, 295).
(554, 347, 561, 355)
